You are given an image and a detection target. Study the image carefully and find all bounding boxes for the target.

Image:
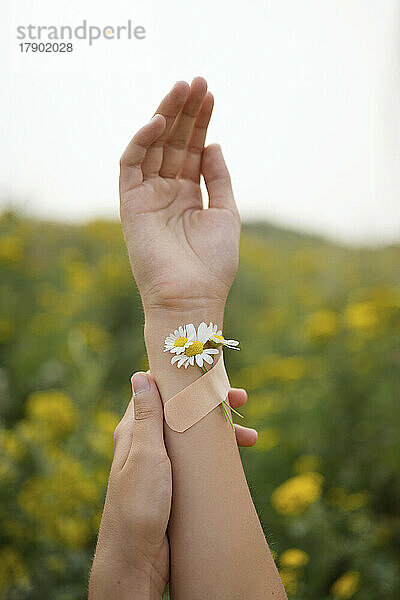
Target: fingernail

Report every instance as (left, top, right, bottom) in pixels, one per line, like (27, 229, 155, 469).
(131, 372, 150, 394)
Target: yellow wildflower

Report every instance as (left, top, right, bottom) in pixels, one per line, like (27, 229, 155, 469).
(280, 548, 309, 568)
(345, 302, 377, 329)
(0, 236, 23, 263)
(26, 390, 77, 439)
(331, 571, 361, 598)
(272, 472, 323, 516)
(326, 487, 369, 511)
(345, 492, 369, 511)
(306, 309, 338, 340)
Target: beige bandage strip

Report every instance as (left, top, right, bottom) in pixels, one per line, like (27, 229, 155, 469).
(164, 356, 230, 432)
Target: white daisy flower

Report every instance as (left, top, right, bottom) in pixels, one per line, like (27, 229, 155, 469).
(171, 322, 219, 368)
(208, 323, 240, 350)
(163, 325, 194, 354)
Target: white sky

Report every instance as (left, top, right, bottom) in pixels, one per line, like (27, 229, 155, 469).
(2, 0, 399, 244)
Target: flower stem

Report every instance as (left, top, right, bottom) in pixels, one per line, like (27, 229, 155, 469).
(222, 401, 235, 431)
(228, 405, 244, 419)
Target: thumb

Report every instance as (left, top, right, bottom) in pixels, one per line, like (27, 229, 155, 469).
(130, 372, 165, 448)
(202, 143, 238, 217)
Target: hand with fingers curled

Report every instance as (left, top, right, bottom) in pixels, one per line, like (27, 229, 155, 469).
(89, 372, 257, 599)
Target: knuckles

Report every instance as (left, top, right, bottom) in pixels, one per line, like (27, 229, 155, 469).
(134, 402, 162, 422)
(125, 445, 171, 475)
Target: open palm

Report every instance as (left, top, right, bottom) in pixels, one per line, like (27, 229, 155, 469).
(119, 78, 241, 312)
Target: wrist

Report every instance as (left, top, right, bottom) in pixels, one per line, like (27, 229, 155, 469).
(144, 301, 226, 359)
(143, 301, 226, 402)
(143, 297, 226, 323)
(144, 300, 226, 352)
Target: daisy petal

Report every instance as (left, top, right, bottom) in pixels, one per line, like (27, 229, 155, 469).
(203, 353, 214, 364)
(196, 354, 203, 367)
(197, 322, 209, 343)
(186, 323, 196, 340)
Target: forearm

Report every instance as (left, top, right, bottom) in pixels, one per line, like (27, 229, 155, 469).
(144, 304, 286, 600)
(89, 556, 162, 600)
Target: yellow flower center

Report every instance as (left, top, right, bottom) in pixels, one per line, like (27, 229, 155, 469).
(184, 340, 203, 357)
(174, 336, 188, 347)
(208, 334, 225, 349)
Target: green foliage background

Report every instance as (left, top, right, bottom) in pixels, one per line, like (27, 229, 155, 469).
(0, 211, 399, 599)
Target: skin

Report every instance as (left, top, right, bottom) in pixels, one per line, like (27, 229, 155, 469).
(119, 77, 240, 318)
(89, 373, 257, 599)
(91, 77, 286, 599)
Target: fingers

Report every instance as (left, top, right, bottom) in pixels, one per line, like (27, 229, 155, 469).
(120, 78, 215, 190)
(159, 77, 208, 179)
(141, 81, 190, 180)
(202, 144, 239, 217)
(180, 91, 214, 183)
(112, 373, 166, 472)
(120, 114, 166, 190)
(234, 424, 258, 447)
(228, 387, 248, 409)
(228, 388, 258, 447)
(126, 372, 166, 463)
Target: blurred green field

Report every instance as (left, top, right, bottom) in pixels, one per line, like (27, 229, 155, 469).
(0, 210, 399, 600)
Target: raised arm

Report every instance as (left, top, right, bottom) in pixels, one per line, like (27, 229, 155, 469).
(119, 78, 287, 599)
